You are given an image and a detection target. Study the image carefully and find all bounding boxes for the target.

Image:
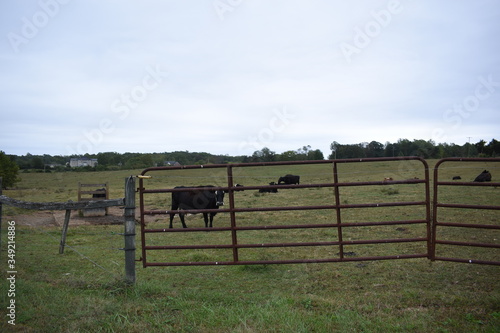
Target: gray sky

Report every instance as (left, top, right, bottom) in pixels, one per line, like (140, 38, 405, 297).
(1, 0, 499, 157)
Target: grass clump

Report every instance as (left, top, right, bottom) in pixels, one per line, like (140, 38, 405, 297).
(381, 187, 400, 195)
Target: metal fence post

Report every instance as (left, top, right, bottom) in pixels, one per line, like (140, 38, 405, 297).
(124, 176, 136, 284)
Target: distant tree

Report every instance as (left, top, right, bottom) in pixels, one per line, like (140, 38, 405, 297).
(0, 151, 20, 188)
(296, 145, 311, 160)
(447, 143, 465, 157)
(412, 139, 436, 158)
(277, 146, 323, 161)
(124, 154, 154, 169)
(366, 141, 384, 157)
(97, 152, 123, 167)
(329, 142, 366, 159)
(279, 150, 299, 161)
(485, 139, 500, 156)
(252, 147, 276, 162)
(32, 156, 44, 169)
(384, 142, 396, 157)
(329, 141, 340, 159)
(475, 140, 487, 156)
(347, 144, 366, 158)
(307, 149, 324, 160)
(464, 142, 478, 157)
(396, 139, 412, 156)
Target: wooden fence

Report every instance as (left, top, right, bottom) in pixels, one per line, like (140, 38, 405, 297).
(78, 182, 109, 216)
(0, 177, 136, 284)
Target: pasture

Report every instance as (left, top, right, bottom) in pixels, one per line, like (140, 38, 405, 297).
(1, 160, 499, 332)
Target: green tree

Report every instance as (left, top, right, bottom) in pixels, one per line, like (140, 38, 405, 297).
(279, 150, 298, 161)
(0, 151, 20, 189)
(475, 140, 487, 156)
(412, 139, 435, 158)
(32, 156, 44, 169)
(251, 147, 276, 162)
(329, 141, 340, 159)
(396, 139, 412, 156)
(366, 141, 384, 157)
(307, 149, 324, 160)
(485, 139, 500, 156)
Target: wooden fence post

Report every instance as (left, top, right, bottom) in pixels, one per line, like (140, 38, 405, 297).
(59, 208, 72, 254)
(124, 176, 136, 284)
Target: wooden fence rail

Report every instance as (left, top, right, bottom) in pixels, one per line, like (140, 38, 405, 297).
(0, 195, 124, 211)
(0, 195, 126, 253)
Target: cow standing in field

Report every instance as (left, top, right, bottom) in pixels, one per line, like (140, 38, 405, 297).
(169, 186, 225, 228)
(278, 174, 300, 185)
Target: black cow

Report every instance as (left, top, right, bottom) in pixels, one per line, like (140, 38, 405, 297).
(452, 176, 461, 180)
(259, 182, 278, 193)
(169, 186, 224, 228)
(278, 174, 300, 185)
(474, 170, 492, 182)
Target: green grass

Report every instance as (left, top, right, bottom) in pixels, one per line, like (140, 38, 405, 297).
(1, 160, 499, 332)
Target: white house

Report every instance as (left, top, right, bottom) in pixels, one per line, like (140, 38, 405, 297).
(69, 157, 98, 168)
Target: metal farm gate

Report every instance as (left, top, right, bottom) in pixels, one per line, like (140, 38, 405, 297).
(431, 158, 500, 265)
(138, 157, 434, 267)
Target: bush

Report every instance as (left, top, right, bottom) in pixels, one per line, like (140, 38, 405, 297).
(0, 151, 21, 188)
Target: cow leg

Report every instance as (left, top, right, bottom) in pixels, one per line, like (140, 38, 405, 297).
(169, 213, 175, 228)
(209, 213, 215, 227)
(203, 213, 209, 228)
(179, 213, 188, 228)
(170, 202, 178, 228)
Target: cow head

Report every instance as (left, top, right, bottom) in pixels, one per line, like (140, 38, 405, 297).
(215, 190, 225, 206)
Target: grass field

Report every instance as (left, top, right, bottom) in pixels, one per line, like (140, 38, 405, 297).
(1, 159, 499, 332)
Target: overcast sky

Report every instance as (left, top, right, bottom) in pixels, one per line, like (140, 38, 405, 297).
(1, 0, 499, 157)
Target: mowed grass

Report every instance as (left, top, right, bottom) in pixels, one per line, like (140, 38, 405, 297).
(1, 159, 499, 332)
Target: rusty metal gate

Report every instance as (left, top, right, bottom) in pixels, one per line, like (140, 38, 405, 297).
(431, 158, 500, 265)
(138, 157, 432, 267)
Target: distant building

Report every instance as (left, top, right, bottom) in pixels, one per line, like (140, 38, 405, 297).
(45, 163, 63, 169)
(70, 157, 98, 168)
(164, 161, 181, 166)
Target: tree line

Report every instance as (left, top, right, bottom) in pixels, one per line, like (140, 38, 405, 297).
(1, 138, 498, 188)
(329, 138, 500, 160)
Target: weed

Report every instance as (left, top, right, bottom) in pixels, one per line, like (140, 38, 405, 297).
(465, 313, 484, 325)
(380, 187, 399, 195)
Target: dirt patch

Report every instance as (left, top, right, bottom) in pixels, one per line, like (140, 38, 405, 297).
(3, 206, 167, 227)
(5, 211, 58, 227)
(5, 207, 128, 227)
